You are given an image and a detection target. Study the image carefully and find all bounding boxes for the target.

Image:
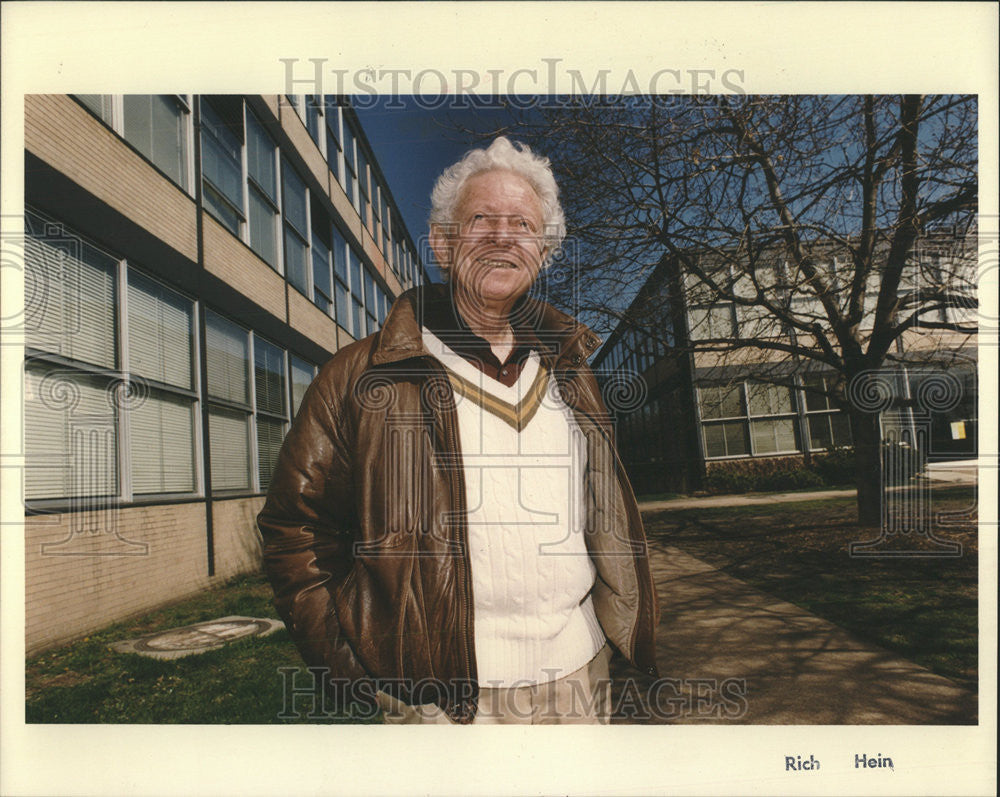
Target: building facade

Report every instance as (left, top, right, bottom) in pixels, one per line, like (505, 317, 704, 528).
(591, 237, 978, 496)
(22, 94, 427, 653)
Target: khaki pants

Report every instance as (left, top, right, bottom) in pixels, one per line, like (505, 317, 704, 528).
(377, 645, 612, 725)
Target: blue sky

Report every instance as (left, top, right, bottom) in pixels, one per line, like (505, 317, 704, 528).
(353, 97, 521, 282)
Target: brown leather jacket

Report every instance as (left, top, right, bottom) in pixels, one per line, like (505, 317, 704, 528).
(257, 284, 659, 723)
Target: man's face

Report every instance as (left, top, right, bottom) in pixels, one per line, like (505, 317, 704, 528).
(438, 169, 547, 307)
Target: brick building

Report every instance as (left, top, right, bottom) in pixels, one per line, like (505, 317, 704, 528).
(22, 94, 427, 653)
(591, 237, 978, 495)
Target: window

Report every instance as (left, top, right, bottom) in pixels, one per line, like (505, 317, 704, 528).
(698, 383, 749, 458)
(688, 305, 735, 340)
(75, 95, 191, 191)
(357, 147, 371, 229)
(342, 119, 358, 210)
(25, 214, 117, 369)
(324, 97, 343, 181)
(246, 111, 279, 267)
(254, 335, 286, 490)
(698, 380, 805, 458)
(735, 302, 777, 339)
(381, 196, 390, 254)
(802, 375, 852, 450)
(311, 230, 332, 314)
(23, 210, 200, 501)
(364, 270, 378, 333)
(305, 95, 324, 150)
(290, 356, 316, 416)
(282, 162, 309, 294)
(746, 382, 797, 454)
(205, 311, 252, 491)
(332, 226, 351, 329)
(125, 271, 197, 494)
(122, 95, 190, 190)
(349, 247, 366, 339)
(25, 367, 119, 500)
(373, 185, 389, 253)
(76, 94, 114, 124)
(24, 211, 119, 500)
(200, 98, 244, 235)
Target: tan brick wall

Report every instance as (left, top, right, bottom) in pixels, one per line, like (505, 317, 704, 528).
(26, 502, 210, 654)
(280, 110, 330, 191)
(692, 345, 793, 371)
(211, 496, 265, 579)
(329, 177, 359, 237)
(202, 214, 287, 322)
(24, 95, 198, 262)
(288, 289, 338, 353)
(337, 324, 356, 350)
(26, 496, 267, 654)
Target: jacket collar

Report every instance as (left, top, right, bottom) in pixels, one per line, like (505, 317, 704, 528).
(370, 282, 602, 369)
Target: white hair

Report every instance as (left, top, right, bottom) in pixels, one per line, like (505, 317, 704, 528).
(429, 137, 566, 273)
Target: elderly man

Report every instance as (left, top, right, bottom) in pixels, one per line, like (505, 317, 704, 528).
(258, 137, 658, 725)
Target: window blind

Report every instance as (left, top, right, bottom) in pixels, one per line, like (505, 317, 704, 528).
(282, 165, 307, 235)
(130, 391, 196, 494)
(205, 311, 249, 405)
(246, 113, 277, 200)
(25, 216, 117, 368)
(256, 417, 285, 490)
(248, 189, 278, 266)
(208, 406, 250, 490)
(253, 336, 285, 416)
(283, 228, 308, 294)
(127, 271, 193, 389)
(123, 95, 188, 188)
(201, 100, 243, 211)
(25, 366, 118, 499)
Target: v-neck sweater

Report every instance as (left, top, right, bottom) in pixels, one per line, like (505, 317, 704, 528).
(422, 328, 606, 687)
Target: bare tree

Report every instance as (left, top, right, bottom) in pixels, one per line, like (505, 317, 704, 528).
(479, 95, 978, 524)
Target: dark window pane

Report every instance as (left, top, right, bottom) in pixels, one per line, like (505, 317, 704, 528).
(254, 336, 286, 415)
(248, 188, 278, 266)
(284, 228, 309, 294)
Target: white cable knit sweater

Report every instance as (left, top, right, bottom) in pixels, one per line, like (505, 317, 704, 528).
(423, 328, 606, 687)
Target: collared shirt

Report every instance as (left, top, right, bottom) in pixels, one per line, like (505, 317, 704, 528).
(422, 291, 542, 388)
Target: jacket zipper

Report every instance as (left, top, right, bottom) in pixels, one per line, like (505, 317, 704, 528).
(427, 360, 477, 712)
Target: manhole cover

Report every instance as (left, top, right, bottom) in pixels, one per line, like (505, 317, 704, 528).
(112, 616, 284, 660)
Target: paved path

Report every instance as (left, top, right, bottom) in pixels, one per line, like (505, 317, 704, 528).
(611, 542, 977, 724)
(638, 488, 856, 512)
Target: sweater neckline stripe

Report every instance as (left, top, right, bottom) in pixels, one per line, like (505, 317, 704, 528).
(445, 364, 550, 432)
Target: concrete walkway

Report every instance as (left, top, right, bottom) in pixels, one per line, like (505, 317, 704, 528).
(611, 541, 977, 724)
(639, 488, 855, 512)
(637, 459, 978, 512)
(617, 469, 979, 723)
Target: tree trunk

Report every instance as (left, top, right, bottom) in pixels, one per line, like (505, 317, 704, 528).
(850, 409, 883, 526)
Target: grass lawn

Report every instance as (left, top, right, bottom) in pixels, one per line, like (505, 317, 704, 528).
(642, 485, 979, 690)
(26, 485, 978, 722)
(25, 574, 379, 724)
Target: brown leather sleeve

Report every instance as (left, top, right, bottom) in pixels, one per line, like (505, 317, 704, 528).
(256, 355, 370, 686)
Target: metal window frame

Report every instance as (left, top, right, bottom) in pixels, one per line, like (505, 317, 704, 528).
(24, 212, 204, 507)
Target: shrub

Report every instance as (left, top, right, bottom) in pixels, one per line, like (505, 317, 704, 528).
(704, 470, 755, 494)
(704, 456, 824, 494)
(810, 447, 855, 486)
